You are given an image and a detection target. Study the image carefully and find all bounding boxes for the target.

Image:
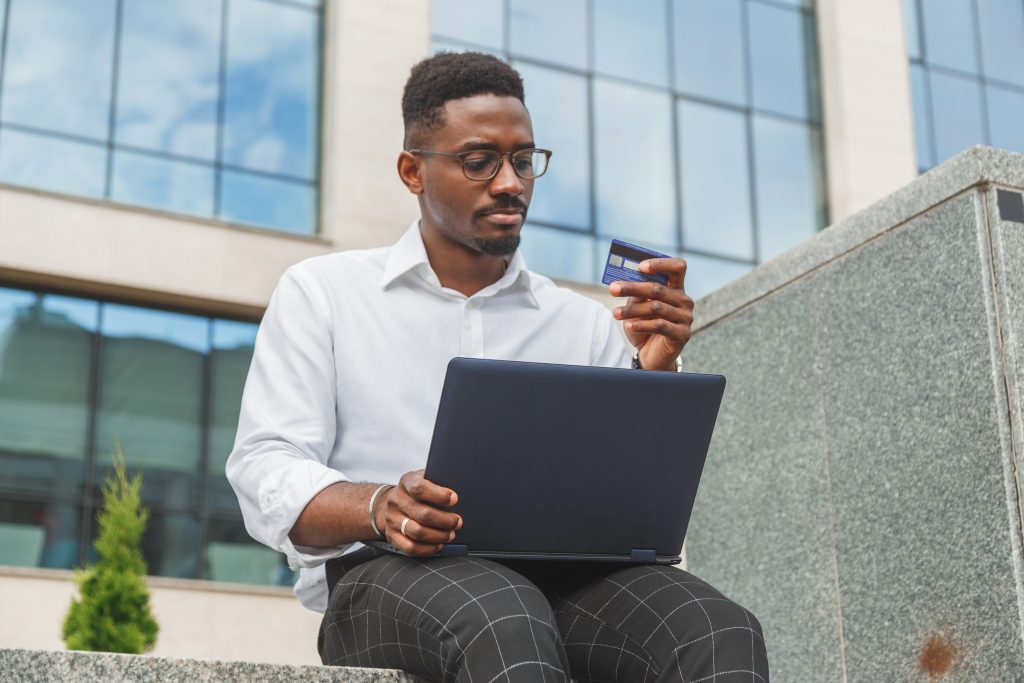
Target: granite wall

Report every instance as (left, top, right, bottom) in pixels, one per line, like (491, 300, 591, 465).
(682, 146, 1024, 682)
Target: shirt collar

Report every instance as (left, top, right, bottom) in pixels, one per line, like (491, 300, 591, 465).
(381, 220, 539, 309)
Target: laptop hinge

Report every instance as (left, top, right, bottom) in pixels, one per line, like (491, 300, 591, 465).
(439, 544, 468, 557)
(630, 548, 657, 563)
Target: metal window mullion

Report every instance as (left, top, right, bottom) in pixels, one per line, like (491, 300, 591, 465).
(585, 0, 599, 283)
(103, 0, 125, 199)
(968, 0, 992, 146)
(79, 302, 106, 568)
(213, 0, 231, 216)
(195, 321, 214, 580)
(0, 0, 12, 146)
(740, 0, 762, 264)
(666, 0, 684, 254)
(311, 0, 325, 235)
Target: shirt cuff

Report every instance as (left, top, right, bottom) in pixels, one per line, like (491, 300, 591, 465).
(256, 459, 352, 569)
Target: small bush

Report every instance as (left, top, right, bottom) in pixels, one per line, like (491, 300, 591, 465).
(62, 440, 159, 653)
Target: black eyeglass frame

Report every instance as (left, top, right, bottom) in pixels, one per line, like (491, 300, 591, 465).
(407, 148, 552, 181)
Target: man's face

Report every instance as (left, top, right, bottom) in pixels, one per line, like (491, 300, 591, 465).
(415, 94, 535, 257)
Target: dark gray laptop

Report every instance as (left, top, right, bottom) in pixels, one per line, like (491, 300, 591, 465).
(411, 357, 726, 564)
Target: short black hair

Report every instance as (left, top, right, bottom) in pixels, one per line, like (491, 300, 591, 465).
(402, 51, 525, 149)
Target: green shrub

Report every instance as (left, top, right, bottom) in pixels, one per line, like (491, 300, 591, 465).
(62, 440, 159, 653)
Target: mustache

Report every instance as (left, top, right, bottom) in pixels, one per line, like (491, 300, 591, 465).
(477, 196, 529, 216)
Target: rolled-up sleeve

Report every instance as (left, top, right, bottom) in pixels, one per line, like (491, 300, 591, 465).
(226, 266, 351, 569)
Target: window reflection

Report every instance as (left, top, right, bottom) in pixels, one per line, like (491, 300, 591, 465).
(748, 2, 817, 120)
(204, 517, 295, 586)
(0, 128, 107, 199)
(681, 253, 753, 301)
(928, 71, 984, 165)
(593, 0, 669, 87)
(674, 0, 746, 106)
(111, 151, 215, 218)
(0, 499, 81, 570)
(1, 0, 117, 139)
(88, 508, 199, 578)
(510, 0, 587, 70)
(520, 225, 596, 284)
(908, 65, 934, 171)
(115, 0, 222, 159)
(986, 86, 1024, 155)
(976, 0, 1024, 88)
(903, 0, 921, 61)
(516, 63, 590, 230)
(219, 170, 316, 234)
(921, 0, 979, 74)
(431, 0, 504, 51)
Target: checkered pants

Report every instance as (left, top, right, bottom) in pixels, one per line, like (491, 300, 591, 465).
(319, 547, 767, 682)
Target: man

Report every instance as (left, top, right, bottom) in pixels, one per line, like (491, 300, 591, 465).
(228, 52, 767, 682)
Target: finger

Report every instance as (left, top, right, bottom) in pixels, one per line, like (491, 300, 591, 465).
(392, 514, 457, 545)
(610, 281, 690, 306)
(639, 257, 687, 290)
(400, 470, 458, 507)
(614, 300, 693, 325)
(622, 318, 692, 344)
(387, 526, 444, 557)
(389, 492, 462, 531)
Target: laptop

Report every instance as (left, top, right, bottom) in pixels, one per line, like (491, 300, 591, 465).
(382, 357, 726, 564)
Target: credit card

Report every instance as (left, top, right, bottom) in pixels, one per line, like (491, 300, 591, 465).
(601, 239, 670, 286)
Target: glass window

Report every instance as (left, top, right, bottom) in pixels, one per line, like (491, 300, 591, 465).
(920, 0, 979, 74)
(431, 0, 504, 51)
(510, 0, 587, 70)
(0, 128, 107, 199)
(0, 290, 96, 500)
(903, 0, 921, 61)
(752, 116, 825, 261)
(207, 320, 258, 512)
(987, 85, 1024, 155)
(909, 64, 934, 171)
(680, 253, 753, 301)
(674, 0, 746, 106)
(678, 101, 754, 260)
(593, 80, 676, 246)
(593, 0, 669, 87)
(115, 0, 222, 159)
(520, 225, 596, 283)
(748, 2, 817, 120)
(88, 509, 199, 578)
(516, 63, 590, 230)
(203, 517, 294, 586)
(928, 70, 985, 164)
(976, 0, 1024, 88)
(0, 0, 117, 139)
(222, 0, 319, 181)
(110, 151, 215, 218)
(95, 304, 208, 509)
(219, 170, 317, 235)
(0, 499, 81, 569)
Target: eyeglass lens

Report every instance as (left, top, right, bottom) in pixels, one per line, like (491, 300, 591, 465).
(463, 150, 549, 180)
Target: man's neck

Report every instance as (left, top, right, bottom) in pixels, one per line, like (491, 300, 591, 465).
(419, 222, 508, 297)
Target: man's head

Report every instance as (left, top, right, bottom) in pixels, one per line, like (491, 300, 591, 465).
(398, 52, 539, 258)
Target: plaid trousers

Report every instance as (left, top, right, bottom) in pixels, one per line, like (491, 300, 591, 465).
(319, 547, 768, 683)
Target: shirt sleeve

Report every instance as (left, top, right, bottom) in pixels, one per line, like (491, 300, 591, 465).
(225, 266, 352, 569)
(590, 303, 632, 369)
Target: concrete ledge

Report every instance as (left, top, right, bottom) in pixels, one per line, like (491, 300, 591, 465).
(0, 648, 425, 683)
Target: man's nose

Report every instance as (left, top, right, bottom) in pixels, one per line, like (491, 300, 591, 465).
(488, 156, 525, 196)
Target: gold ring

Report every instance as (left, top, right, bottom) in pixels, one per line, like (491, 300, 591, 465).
(401, 517, 411, 536)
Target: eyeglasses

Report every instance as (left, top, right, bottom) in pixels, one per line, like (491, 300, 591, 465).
(407, 148, 552, 181)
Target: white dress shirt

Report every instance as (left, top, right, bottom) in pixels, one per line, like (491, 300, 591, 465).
(227, 221, 631, 611)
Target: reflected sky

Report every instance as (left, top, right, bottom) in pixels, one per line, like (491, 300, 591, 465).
(519, 224, 595, 284)
(431, 0, 503, 51)
(593, 0, 669, 87)
(909, 65, 934, 170)
(41, 295, 100, 333)
(929, 71, 984, 164)
(0, 128, 107, 198)
(680, 253, 752, 301)
(219, 169, 316, 234)
(986, 85, 1024, 154)
(976, 0, 1024, 87)
(111, 151, 215, 218)
(903, 0, 921, 61)
(1, 0, 116, 139)
(510, 0, 587, 70)
(116, 0, 222, 159)
(920, 0, 979, 74)
(101, 303, 210, 354)
(748, 2, 816, 120)
(222, 0, 319, 180)
(674, 0, 746, 106)
(212, 319, 259, 350)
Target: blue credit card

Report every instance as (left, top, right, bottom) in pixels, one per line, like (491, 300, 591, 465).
(601, 239, 670, 286)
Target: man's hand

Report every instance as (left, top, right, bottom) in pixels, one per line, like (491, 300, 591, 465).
(376, 469, 462, 556)
(610, 257, 694, 371)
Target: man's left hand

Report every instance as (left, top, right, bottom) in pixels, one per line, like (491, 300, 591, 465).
(610, 258, 694, 371)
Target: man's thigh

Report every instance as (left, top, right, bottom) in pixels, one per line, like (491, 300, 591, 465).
(320, 549, 568, 682)
(514, 562, 768, 683)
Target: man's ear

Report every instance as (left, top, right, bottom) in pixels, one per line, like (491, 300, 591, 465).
(397, 151, 424, 195)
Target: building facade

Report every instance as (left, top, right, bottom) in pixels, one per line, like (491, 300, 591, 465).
(0, 0, 1019, 665)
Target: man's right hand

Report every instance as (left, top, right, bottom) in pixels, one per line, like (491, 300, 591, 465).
(376, 469, 462, 556)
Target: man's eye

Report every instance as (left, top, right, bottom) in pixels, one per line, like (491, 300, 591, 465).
(513, 157, 534, 173)
(463, 155, 495, 171)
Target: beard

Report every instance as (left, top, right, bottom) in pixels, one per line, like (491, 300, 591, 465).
(474, 232, 521, 256)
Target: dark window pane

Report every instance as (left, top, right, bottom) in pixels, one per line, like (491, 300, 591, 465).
(207, 320, 258, 512)
(520, 224, 595, 284)
(678, 101, 754, 260)
(673, 0, 746, 106)
(976, 0, 1024, 88)
(89, 509, 199, 578)
(222, 0, 319, 179)
(510, 0, 587, 69)
(987, 85, 1024, 154)
(752, 116, 825, 261)
(0, 128, 107, 198)
(0, 290, 96, 499)
(0, 499, 81, 569)
(748, 2, 817, 120)
(515, 63, 590, 230)
(204, 517, 295, 586)
(920, 0, 979, 74)
(115, 0, 222, 158)
(904, 0, 921, 61)
(909, 64, 934, 170)
(218, 170, 317, 234)
(680, 253, 752, 301)
(95, 305, 209, 509)
(430, 0, 504, 51)
(593, 0, 669, 87)
(929, 70, 985, 164)
(593, 80, 676, 246)
(1, 0, 117, 138)
(110, 151, 215, 217)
